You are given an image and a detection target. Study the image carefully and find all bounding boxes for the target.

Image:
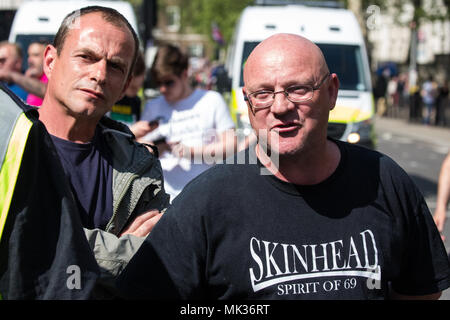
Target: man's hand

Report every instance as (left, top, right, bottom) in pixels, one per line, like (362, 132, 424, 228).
(170, 142, 191, 159)
(119, 209, 163, 238)
(433, 209, 447, 242)
(130, 121, 157, 140)
(1, 71, 47, 97)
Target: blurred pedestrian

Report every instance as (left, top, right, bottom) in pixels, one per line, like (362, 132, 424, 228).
(24, 41, 48, 106)
(421, 76, 438, 125)
(210, 63, 231, 94)
(409, 84, 422, 123)
(109, 50, 146, 126)
(0, 41, 28, 101)
(435, 79, 449, 127)
(0, 40, 47, 106)
(374, 70, 388, 116)
(397, 74, 405, 108)
(397, 73, 407, 117)
(130, 44, 236, 201)
(387, 75, 398, 118)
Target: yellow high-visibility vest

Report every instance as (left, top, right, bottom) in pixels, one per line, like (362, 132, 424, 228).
(0, 86, 33, 244)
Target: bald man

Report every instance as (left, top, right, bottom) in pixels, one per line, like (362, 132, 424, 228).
(117, 34, 450, 300)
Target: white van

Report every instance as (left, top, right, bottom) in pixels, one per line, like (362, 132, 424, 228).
(226, 4, 376, 147)
(9, 0, 139, 68)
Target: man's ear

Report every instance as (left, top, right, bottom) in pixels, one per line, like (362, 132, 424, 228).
(243, 88, 255, 116)
(328, 73, 340, 110)
(43, 45, 57, 79)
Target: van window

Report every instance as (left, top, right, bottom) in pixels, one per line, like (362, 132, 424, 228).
(239, 41, 259, 87)
(316, 43, 368, 91)
(238, 41, 368, 92)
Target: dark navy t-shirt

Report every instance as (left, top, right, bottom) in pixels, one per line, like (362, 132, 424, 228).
(51, 128, 113, 230)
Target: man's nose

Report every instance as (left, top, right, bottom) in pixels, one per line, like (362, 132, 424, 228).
(270, 91, 295, 115)
(90, 59, 107, 83)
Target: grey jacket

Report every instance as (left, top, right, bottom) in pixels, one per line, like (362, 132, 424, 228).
(83, 117, 170, 296)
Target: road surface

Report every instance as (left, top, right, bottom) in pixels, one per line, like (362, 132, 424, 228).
(374, 115, 450, 299)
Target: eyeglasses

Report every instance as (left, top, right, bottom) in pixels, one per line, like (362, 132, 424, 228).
(244, 73, 330, 110)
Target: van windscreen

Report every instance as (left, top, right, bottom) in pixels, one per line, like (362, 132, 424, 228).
(239, 41, 260, 87)
(239, 41, 368, 92)
(15, 34, 54, 71)
(316, 43, 368, 91)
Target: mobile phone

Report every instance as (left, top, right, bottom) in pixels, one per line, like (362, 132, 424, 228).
(153, 137, 167, 145)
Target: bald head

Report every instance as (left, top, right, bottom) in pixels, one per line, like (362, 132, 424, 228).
(244, 33, 329, 89)
(242, 33, 340, 159)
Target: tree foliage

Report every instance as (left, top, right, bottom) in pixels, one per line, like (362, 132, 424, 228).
(179, 0, 254, 46)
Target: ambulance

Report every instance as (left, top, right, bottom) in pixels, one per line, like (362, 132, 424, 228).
(8, 0, 139, 69)
(226, 3, 376, 147)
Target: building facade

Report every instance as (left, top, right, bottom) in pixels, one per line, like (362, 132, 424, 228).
(364, 0, 449, 81)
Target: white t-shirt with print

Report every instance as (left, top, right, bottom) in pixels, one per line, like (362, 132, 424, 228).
(141, 89, 235, 201)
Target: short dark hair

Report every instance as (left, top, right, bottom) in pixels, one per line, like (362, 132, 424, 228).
(30, 39, 50, 47)
(53, 6, 139, 78)
(151, 44, 189, 82)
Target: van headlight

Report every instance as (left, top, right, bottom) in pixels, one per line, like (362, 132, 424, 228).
(347, 119, 373, 144)
(347, 132, 361, 144)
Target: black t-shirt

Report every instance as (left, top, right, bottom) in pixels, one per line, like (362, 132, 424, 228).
(117, 140, 450, 299)
(51, 128, 113, 230)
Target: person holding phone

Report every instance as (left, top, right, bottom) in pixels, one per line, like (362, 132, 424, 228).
(131, 44, 236, 201)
